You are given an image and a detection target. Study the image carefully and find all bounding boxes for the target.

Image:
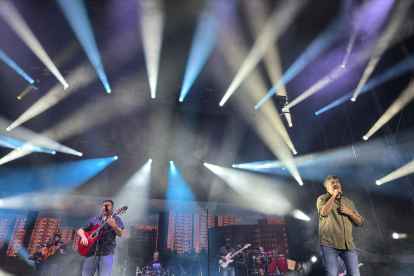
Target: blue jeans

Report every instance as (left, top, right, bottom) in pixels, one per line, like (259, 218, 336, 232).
(321, 245, 360, 276)
(221, 266, 235, 276)
(40, 263, 58, 276)
(82, 254, 114, 276)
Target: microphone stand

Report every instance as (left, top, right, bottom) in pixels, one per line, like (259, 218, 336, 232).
(91, 213, 109, 276)
(206, 208, 210, 276)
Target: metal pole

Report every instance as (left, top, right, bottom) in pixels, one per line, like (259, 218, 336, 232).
(206, 208, 210, 276)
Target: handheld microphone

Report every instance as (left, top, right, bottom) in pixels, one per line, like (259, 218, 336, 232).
(105, 204, 109, 213)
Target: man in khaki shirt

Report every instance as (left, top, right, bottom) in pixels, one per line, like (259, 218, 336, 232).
(317, 175, 364, 276)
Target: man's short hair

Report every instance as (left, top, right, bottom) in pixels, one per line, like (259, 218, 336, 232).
(154, 251, 159, 256)
(324, 175, 338, 187)
(103, 199, 114, 206)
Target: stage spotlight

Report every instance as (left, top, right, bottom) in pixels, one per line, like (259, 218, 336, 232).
(16, 147, 20, 151)
(6, 127, 10, 132)
(219, 1, 305, 106)
(255, 16, 345, 109)
(316, 53, 414, 115)
(52, 151, 56, 155)
(293, 151, 297, 155)
(232, 164, 235, 168)
(149, 159, 152, 162)
(341, 65, 345, 68)
(139, 0, 164, 99)
(56, 0, 110, 92)
(0, 0, 68, 88)
(114, 156, 118, 160)
(376, 180, 381, 185)
(180, 9, 219, 102)
(170, 161, 173, 164)
(291, 210, 310, 221)
(289, 124, 293, 127)
(351, 97, 356, 102)
(79, 153, 83, 156)
(392, 233, 407, 239)
(0, 48, 35, 84)
(363, 136, 368, 140)
(311, 256, 317, 263)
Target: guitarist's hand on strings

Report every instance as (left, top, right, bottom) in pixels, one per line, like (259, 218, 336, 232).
(107, 216, 117, 228)
(80, 237, 88, 247)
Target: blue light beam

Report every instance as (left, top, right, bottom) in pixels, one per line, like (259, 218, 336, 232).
(0, 157, 116, 198)
(0, 135, 55, 155)
(179, 11, 219, 102)
(56, 0, 111, 92)
(316, 52, 414, 115)
(167, 162, 195, 202)
(0, 48, 34, 84)
(255, 16, 345, 109)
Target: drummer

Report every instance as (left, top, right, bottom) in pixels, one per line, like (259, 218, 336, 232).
(148, 252, 163, 270)
(256, 246, 267, 276)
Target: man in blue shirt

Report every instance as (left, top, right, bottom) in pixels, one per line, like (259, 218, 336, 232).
(77, 199, 124, 276)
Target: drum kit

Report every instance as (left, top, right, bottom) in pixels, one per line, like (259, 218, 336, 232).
(253, 252, 289, 275)
(136, 266, 169, 276)
(239, 249, 305, 276)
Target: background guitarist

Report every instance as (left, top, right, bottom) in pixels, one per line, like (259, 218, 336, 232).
(77, 199, 124, 276)
(217, 238, 240, 276)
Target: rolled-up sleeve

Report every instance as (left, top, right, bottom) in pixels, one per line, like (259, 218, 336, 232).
(351, 203, 364, 227)
(317, 195, 327, 217)
(81, 218, 95, 232)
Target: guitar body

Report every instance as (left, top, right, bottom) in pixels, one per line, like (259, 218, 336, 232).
(219, 244, 251, 269)
(78, 224, 100, 256)
(77, 206, 128, 256)
(219, 253, 233, 268)
(39, 240, 73, 261)
(39, 246, 57, 261)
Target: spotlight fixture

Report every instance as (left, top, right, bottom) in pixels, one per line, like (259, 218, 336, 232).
(311, 256, 317, 263)
(179, 98, 183, 102)
(107, 89, 111, 93)
(289, 124, 293, 127)
(341, 65, 345, 68)
(170, 161, 173, 164)
(52, 151, 56, 155)
(315, 112, 319, 116)
(293, 151, 297, 155)
(31, 81, 41, 90)
(392, 233, 399, 239)
(114, 156, 118, 160)
(6, 127, 11, 132)
(232, 164, 235, 168)
(79, 153, 83, 156)
(16, 147, 21, 151)
(351, 97, 356, 102)
(376, 180, 381, 185)
(363, 136, 368, 140)
(151, 95, 155, 99)
(149, 159, 152, 162)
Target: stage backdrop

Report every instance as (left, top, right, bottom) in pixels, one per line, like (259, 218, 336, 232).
(0, 193, 289, 276)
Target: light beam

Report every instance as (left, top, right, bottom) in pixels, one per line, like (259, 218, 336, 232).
(0, 0, 68, 88)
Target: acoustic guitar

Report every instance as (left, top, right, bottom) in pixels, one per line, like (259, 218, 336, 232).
(39, 240, 73, 261)
(78, 206, 128, 256)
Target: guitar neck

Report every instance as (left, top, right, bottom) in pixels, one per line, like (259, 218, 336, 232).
(97, 213, 118, 232)
(230, 248, 246, 259)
